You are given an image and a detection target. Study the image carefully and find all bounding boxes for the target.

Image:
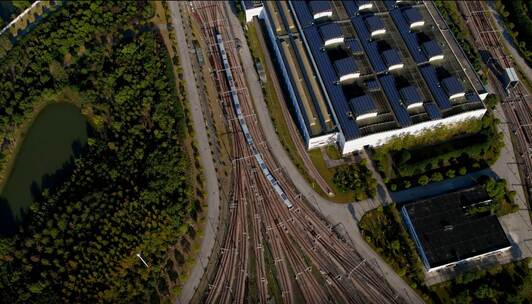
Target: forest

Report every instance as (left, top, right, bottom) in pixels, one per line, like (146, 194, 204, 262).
(0, 1, 196, 302)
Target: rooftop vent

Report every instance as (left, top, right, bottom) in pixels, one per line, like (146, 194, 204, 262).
(319, 23, 344, 47)
(441, 76, 465, 100)
(365, 16, 386, 37)
(334, 57, 360, 83)
(399, 86, 423, 109)
(421, 40, 444, 62)
(309, 1, 332, 20)
(349, 95, 378, 120)
(381, 49, 404, 71)
(403, 8, 424, 29)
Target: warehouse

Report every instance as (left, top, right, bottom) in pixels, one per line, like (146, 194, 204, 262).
(401, 187, 511, 272)
(255, 0, 487, 154)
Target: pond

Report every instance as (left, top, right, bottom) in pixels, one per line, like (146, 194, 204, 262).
(0, 103, 89, 235)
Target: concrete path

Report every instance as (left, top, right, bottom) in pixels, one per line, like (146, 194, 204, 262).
(224, 3, 424, 303)
(168, 3, 221, 303)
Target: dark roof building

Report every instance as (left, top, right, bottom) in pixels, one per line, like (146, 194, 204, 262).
(401, 187, 511, 272)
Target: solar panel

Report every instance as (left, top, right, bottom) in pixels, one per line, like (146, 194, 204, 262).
(399, 86, 422, 108)
(346, 38, 364, 54)
(419, 65, 452, 109)
(403, 7, 424, 28)
(421, 40, 444, 62)
(350, 17, 387, 72)
(319, 23, 343, 44)
(309, 0, 332, 15)
(350, 95, 377, 117)
(388, 8, 427, 64)
(379, 75, 412, 126)
(366, 79, 381, 91)
(303, 26, 361, 139)
(381, 48, 403, 70)
(424, 102, 442, 120)
(334, 57, 359, 78)
(289, 0, 314, 28)
(341, 0, 358, 17)
(365, 16, 385, 36)
(465, 93, 481, 102)
(441, 76, 465, 98)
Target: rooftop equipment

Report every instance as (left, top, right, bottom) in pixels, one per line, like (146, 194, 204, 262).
(334, 57, 361, 83)
(441, 76, 465, 100)
(421, 40, 444, 62)
(382, 48, 404, 71)
(349, 95, 378, 120)
(309, 0, 332, 20)
(365, 16, 386, 37)
(357, 0, 373, 11)
(399, 86, 423, 109)
(403, 7, 424, 29)
(319, 23, 344, 47)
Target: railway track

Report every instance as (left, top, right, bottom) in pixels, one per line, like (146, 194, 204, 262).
(189, 1, 403, 303)
(462, 1, 532, 194)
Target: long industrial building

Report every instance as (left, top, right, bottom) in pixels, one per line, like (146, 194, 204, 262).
(245, 0, 488, 154)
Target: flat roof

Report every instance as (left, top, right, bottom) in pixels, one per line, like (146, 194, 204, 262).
(279, 0, 485, 142)
(402, 187, 511, 269)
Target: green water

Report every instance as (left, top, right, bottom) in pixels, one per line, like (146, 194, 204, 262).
(0, 103, 88, 235)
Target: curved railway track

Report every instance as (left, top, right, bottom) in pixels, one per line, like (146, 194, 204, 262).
(190, 1, 403, 303)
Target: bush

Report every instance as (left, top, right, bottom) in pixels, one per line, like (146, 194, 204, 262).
(333, 164, 377, 200)
(418, 175, 430, 186)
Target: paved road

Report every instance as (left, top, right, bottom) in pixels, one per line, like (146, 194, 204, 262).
(486, 2, 532, 79)
(224, 4, 424, 303)
(168, 3, 221, 303)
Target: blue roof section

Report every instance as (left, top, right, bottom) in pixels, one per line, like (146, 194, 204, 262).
(242, 0, 262, 10)
(403, 7, 423, 25)
(290, 1, 314, 28)
(350, 95, 377, 116)
(379, 75, 412, 126)
(319, 23, 343, 42)
(419, 65, 452, 109)
(309, 1, 332, 15)
(366, 79, 381, 91)
(346, 38, 364, 54)
(421, 40, 443, 59)
(334, 57, 359, 77)
(388, 7, 427, 64)
(382, 48, 402, 68)
(399, 86, 422, 106)
(350, 16, 387, 72)
(442, 76, 464, 96)
(365, 15, 385, 33)
(424, 102, 442, 120)
(465, 93, 481, 102)
(303, 25, 361, 139)
(342, 0, 358, 16)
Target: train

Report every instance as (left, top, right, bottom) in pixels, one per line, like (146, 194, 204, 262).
(216, 33, 293, 209)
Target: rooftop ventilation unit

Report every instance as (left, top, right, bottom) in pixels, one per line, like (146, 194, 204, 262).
(382, 48, 404, 71)
(403, 8, 424, 29)
(399, 86, 423, 109)
(365, 16, 386, 37)
(441, 76, 465, 100)
(421, 40, 444, 62)
(309, 1, 333, 20)
(319, 23, 344, 47)
(357, 0, 373, 11)
(349, 95, 378, 120)
(334, 57, 361, 83)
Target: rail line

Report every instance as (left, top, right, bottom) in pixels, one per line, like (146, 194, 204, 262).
(462, 1, 532, 194)
(190, 1, 403, 303)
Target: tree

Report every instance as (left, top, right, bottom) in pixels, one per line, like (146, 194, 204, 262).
(418, 175, 429, 185)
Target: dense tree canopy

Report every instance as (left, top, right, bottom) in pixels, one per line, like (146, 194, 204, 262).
(0, 1, 194, 302)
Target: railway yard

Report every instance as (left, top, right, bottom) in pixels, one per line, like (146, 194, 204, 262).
(189, 1, 403, 303)
(460, 0, 532, 199)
